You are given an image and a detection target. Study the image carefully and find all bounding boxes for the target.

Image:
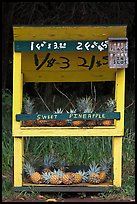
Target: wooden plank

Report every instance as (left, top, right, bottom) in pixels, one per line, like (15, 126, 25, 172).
(23, 181, 113, 187)
(13, 26, 127, 41)
(16, 112, 120, 121)
(12, 127, 124, 137)
(115, 69, 125, 132)
(14, 40, 108, 52)
(21, 51, 116, 82)
(14, 137, 23, 187)
(22, 70, 116, 82)
(12, 53, 22, 134)
(14, 186, 114, 192)
(112, 137, 122, 187)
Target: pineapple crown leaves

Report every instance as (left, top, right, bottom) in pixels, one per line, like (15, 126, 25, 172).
(43, 155, 57, 168)
(24, 96, 35, 114)
(23, 154, 41, 168)
(105, 98, 116, 112)
(42, 172, 52, 184)
(87, 161, 101, 175)
(66, 108, 77, 113)
(77, 170, 89, 182)
(100, 158, 112, 173)
(76, 96, 95, 113)
(23, 162, 36, 177)
(51, 169, 64, 177)
(54, 108, 63, 114)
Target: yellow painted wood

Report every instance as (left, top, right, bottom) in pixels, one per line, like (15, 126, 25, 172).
(14, 137, 24, 186)
(22, 137, 24, 163)
(115, 69, 125, 134)
(13, 26, 127, 41)
(12, 127, 123, 137)
(12, 52, 23, 136)
(21, 52, 116, 82)
(112, 136, 122, 187)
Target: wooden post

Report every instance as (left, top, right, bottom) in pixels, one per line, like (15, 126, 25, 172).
(112, 136, 122, 187)
(12, 52, 24, 186)
(12, 52, 23, 134)
(14, 137, 24, 186)
(112, 68, 125, 187)
(115, 68, 125, 133)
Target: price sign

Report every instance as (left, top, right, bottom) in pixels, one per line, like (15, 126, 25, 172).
(108, 38, 128, 68)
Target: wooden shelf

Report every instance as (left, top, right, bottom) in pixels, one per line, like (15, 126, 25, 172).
(12, 126, 124, 137)
(14, 181, 113, 192)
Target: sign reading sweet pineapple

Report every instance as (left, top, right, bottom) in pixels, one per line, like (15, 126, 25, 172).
(16, 112, 120, 121)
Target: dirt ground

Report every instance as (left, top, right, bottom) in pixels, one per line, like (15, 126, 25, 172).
(3, 197, 135, 202)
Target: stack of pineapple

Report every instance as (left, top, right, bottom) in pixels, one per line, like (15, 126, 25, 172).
(23, 154, 112, 185)
(23, 93, 116, 127)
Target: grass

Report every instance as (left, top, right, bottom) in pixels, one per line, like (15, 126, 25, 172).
(2, 87, 135, 201)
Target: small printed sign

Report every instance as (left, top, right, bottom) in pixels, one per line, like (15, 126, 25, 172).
(15, 40, 108, 52)
(108, 38, 128, 68)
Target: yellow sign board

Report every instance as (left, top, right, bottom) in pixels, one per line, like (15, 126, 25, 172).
(22, 51, 116, 82)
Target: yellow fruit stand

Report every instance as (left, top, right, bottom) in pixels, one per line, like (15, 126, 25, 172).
(12, 25, 128, 192)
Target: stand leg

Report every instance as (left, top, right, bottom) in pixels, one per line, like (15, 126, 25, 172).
(14, 137, 24, 187)
(112, 136, 122, 187)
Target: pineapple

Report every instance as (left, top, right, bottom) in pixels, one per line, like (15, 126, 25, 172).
(50, 169, 64, 185)
(42, 155, 57, 173)
(76, 96, 96, 127)
(42, 171, 52, 184)
(23, 162, 42, 184)
(72, 120, 85, 127)
(101, 98, 116, 126)
(77, 170, 89, 183)
(87, 161, 101, 184)
(72, 172, 82, 184)
(55, 108, 67, 127)
(24, 97, 35, 126)
(62, 172, 75, 185)
(99, 158, 112, 183)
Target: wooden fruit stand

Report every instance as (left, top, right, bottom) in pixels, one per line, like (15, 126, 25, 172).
(12, 25, 128, 192)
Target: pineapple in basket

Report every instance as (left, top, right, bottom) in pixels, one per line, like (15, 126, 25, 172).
(87, 161, 101, 184)
(24, 97, 35, 126)
(62, 172, 75, 185)
(55, 108, 67, 127)
(76, 96, 96, 127)
(101, 98, 116, 126)
(23, 161, 42, 184)
(50, 169, 64, 185)
(42, 154, 57, 173)
(99, 158, 112, 183)
(42, 171, 52, 184)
